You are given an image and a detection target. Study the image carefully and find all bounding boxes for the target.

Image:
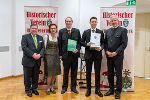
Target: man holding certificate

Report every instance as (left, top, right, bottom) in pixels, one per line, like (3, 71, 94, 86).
(58, 17, 81, 94)
(81, 17, 104, 97)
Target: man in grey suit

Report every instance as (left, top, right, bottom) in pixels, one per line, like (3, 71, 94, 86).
(21, 24, 45, 97)
(104, 15, 128, 99)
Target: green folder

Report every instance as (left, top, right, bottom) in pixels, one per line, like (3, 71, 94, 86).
(67, 39, 77, 51)
(90, 47, 97, 50)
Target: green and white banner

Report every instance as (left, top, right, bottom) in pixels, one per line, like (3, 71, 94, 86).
(100, 7, 136, 91)
(24, 6, 58, 35)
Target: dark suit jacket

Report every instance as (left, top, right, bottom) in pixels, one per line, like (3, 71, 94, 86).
(81, 28, 104, 60)
(104, 26, 128, 56)
(21, 33, 45, 67)
(58, 28, 81, 60)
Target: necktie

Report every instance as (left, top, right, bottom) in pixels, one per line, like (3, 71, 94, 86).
(68, 30, 71, 35)
(92, 30, 95, 33)
(33, 35, 37, 49)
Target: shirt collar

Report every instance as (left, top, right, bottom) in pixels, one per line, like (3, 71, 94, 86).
(91, 28, 96, 33)
(67, 28, 72, 31)
(31, 33, 37, 37)
(112, 25, 119, 29)
(48, 34, 57, 42)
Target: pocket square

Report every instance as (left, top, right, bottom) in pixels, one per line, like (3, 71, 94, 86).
(39, 41, 43, 43)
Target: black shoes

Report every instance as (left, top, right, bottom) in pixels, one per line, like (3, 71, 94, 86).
(85, 89, 103, 97)
(32, 90, 39, 95)
(26, 91, 32, 97)
(85, 89, 91, 97)
(104, 90, 121, 99)
(71, 88, 79, 94)
(95, 90, 103, 97)
(61, 88, 79, 94)
(104, 90, 114, 96)
(25, 90, 39, 97)
(50, 89, 56, 94)
(61, 89, 67, 94)
(115, 92, 120, 99)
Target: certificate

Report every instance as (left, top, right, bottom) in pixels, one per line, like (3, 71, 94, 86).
(90, 33, 101, 50)
(67, 39, 77, 51)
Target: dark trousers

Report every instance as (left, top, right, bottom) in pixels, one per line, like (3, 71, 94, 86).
(86, 54, 102, 90)
(107, 55, 123, 93)
(62, 52, 78, 90)
(23, 62, 40, 92)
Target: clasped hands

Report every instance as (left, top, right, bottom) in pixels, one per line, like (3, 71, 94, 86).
(32, 53, 41, 60)
(106, 51, 117, 57)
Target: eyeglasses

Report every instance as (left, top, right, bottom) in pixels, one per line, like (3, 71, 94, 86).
(50, 28, 57, 29)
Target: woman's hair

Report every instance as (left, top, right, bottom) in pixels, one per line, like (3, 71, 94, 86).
(49, 24, 58, 33)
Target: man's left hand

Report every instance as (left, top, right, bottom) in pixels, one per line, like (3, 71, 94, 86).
(95, 47, 102, 51)
(35, 54, 41, 60)
(111, 52, 117, 57)
(72, 49, 78, 54)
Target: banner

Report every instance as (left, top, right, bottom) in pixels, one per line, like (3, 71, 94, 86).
(24, 6, 58, 88)
(24, 6, 58, 35)
(100, 7, 136, 91)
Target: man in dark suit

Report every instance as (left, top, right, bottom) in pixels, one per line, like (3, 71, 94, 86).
(58, 17, 81, 94)
(81, 17, 104, 97)
(21, 24, 45, 97)
(104, 15, 128, 99)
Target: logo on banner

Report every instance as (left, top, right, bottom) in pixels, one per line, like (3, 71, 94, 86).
(123, 19, 129, 27)
(47, 19, 52, 26)
(122, 69, 132, 90)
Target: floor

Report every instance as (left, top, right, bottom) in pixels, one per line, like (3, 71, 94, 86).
(0, 75, 150, 100)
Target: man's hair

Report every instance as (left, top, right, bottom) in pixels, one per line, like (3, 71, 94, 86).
(49, 24, 58, 33)
(30, 23, 38, 28)
(90, 17, 97, 22)
(65, 17, 73, 22)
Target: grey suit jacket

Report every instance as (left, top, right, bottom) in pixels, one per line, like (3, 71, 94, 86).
(21, 33, 45, 67)
(81, 28, 104, 60)
(104, 26, 128, 56)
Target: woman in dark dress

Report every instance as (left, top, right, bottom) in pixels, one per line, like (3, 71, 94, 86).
(43, 24, 61, 95)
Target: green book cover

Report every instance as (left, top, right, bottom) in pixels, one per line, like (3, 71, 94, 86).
(90, 47, 97, 50)
(67, 39, 77, 51)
